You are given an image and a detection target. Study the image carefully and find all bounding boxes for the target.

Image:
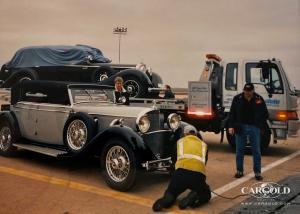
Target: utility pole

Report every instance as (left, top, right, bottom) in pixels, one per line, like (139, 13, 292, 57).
(113, 27, 127, 63)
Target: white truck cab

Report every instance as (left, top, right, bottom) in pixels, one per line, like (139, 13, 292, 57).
(194, 54, 299, 151)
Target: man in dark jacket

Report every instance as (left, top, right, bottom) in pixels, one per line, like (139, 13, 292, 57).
(228, 83, 269, 180)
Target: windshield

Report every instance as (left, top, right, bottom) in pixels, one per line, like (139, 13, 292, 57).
(70, 88, 114, 104)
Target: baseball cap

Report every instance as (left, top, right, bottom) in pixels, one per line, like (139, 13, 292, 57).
(184, 125, 197, 134)
(243, 83, 254, 91)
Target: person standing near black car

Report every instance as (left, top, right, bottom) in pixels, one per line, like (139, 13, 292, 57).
(164, 84, 175, 99)
(114, 76, 130, 105)
(228, 83, 269, 180)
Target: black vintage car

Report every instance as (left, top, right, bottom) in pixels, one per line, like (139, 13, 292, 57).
(0, 45, 163, 98)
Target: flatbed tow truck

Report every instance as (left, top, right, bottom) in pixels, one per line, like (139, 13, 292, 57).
(131, 54, 299, 152)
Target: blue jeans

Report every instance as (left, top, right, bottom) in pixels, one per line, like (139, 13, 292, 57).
(235, 124, 261, 173)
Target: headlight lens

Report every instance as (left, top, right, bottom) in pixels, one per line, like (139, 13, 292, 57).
(167, 113, 181, 130)
(137, 115, 150, 133)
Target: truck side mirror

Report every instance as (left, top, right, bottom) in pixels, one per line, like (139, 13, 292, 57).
(257, 62, 270, 80)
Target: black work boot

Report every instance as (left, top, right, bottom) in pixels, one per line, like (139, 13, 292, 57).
(152, 192, 175, 212)
(152, 199, 163, 212)
(234, 171, 244, 178)
(178, 191, 198, 210)
(255, 173, 263, 181)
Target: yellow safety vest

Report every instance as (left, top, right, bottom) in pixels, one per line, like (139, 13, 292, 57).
(175, 135, 207, 175)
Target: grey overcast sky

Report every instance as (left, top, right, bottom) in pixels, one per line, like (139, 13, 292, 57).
(0, 0, 299, 88)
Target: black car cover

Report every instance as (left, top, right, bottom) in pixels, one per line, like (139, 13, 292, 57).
(7, 45, 111, 68)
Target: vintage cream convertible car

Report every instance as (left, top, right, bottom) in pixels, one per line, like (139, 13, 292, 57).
(0, 81, 184, 191)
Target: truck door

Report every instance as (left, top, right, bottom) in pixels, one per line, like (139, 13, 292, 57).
(245, 62, 286, 114)
(223, 63, 239, 112)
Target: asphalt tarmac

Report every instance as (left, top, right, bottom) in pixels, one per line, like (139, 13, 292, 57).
(0, 129, 299, 214)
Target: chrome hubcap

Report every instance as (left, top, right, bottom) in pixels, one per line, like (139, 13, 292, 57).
(98, 74, 108, 82)
(0, 126, 12, 151)
(106, 146, 130, 182)
(67, 120, 87, 151)
(124, 80, 139, 97)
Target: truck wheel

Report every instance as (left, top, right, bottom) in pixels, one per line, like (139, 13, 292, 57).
(92, 67, 114, 83)
(0, 114, 19, 156)
(260, 125, 271, 154)
(63, 113, 96, 154)
(101, 138, 137, 191)
(123, 76, 146, 98)
(226, 125, 271, 154)
(226, 129, 236, 150)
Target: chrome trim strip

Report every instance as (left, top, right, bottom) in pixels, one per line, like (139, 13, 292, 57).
(14, 106, 70, 113)
(16, 102, 71, 108)
(142, 130, 172, 135)
(87, 113, 136, 118)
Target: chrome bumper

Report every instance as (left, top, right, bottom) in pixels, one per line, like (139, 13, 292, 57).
(269, 120, 300, 139)
(288, 120, 300, 137)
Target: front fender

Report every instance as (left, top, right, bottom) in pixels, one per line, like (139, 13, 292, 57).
(1, 68, 38, 88)
(84, 125, 148, 156)
(116, 69, 153, 85)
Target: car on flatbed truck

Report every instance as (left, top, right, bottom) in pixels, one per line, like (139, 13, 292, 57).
(0, 81, 184, 191)
(0, 45, 162, 98)
(185, 54, 299, 152)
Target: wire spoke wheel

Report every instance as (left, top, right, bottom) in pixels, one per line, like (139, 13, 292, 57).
(124, 79, 140, 98)
(0, 126, 12, 151)
(67, 119, 87, 151)
(106, 146, 130, 182)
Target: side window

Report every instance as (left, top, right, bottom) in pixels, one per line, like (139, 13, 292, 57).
(24, 92, 48, 103)
(225, 63, 238, 91)
(246, 63, 283, 94)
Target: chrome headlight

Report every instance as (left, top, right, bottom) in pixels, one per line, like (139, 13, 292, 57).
(136, 115, 150, 133)
(167, 113, 181, 130)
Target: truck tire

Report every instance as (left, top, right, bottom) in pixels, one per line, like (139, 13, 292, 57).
(260, 124, 271, 153)
(226, 124, 271, 154)
(63, 113, 96, 154)
(101, 138, 137, 191)
(0, 114, 20, 156)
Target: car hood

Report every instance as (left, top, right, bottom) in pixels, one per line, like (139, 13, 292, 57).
(72, 103, 154, 118)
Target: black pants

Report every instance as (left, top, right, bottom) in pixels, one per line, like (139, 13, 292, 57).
(162, 168, 211, 207)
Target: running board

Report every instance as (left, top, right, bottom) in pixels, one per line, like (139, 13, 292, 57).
(13, 143, 68, 157)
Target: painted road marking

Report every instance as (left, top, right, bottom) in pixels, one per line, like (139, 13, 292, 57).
(0, 166, 199, 214)
(211, 150, 300, 199)
(0, 166, 153, 207)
